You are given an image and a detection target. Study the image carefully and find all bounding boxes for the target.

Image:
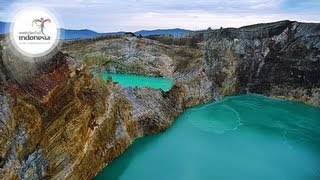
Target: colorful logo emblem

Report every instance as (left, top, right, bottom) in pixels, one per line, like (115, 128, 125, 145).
(9, 7, 60, 58)
(32, 18, 51, 35)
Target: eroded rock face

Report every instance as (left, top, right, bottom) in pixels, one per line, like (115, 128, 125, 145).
(0, 21, 319, 179)
(62, 37, 178, 78)
(204, 21, 320, 106)
(0, 37, 186, 179)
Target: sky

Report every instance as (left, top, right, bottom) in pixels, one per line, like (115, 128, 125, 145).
(0, 0, 319, 32)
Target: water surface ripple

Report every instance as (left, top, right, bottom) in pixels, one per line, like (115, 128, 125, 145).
(96, 94, 320, 180)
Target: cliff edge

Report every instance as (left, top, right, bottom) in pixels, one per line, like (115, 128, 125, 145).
(0, 20, 319, 179)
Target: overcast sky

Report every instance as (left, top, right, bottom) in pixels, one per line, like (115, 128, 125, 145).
(0, 0, 319, 32)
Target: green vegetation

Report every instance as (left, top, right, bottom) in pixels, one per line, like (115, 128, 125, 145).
(62, 34, 203, 77)
(240, 20, 291, 30)
(145, 34, 203, 48)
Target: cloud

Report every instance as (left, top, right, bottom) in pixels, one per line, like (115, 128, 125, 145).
(1, 0, 319, 31)
(137, 0, 283, 11)
(120, 11, 320, 31)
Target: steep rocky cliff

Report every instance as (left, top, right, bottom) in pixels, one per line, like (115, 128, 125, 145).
(0, 20, 319, 179)
(203, 20, 320, 106)
(0, 35, 186, 179)
(61, 35, 202, 78)
(62, 21, 320, 107)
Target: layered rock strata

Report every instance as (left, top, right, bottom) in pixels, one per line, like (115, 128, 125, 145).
(0, 20, 319, 179)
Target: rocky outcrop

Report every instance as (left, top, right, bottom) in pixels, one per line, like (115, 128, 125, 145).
(203, 21, 320, 106)
(62, 21, 320, 106)
(62, 37, 179, 78)
(0, 36, 186, 179)
(0, 20, 319, 179)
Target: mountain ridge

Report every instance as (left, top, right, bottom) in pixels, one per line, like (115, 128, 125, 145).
(0, 21, 191, 39)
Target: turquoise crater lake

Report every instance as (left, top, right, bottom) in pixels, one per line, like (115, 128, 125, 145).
(101, 72, 174, 92)
(96, 94, 320, 180)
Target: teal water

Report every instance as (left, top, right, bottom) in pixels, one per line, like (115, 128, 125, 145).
(101, 72, 174, 91)
(96, 94, 320, 180)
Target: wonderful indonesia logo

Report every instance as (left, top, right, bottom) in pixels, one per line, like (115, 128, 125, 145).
(9, 7, 60, 58)
(18, 17, 52, 41)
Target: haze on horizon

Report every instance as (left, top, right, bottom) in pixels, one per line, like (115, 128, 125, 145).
(0, 0, 319, 32)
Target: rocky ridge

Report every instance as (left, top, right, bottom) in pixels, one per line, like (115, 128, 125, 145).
(0, 20, 319, 179)
(203, 20, 320, 106)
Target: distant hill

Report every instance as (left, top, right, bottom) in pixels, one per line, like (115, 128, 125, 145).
(60, 29, 102, 39)
(134, 28, 190, 36)
(0, 21, 191, 39)
(61, 29, 127, 40)
(0, 21, 10, 34)
(61, 28, 191, 39)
